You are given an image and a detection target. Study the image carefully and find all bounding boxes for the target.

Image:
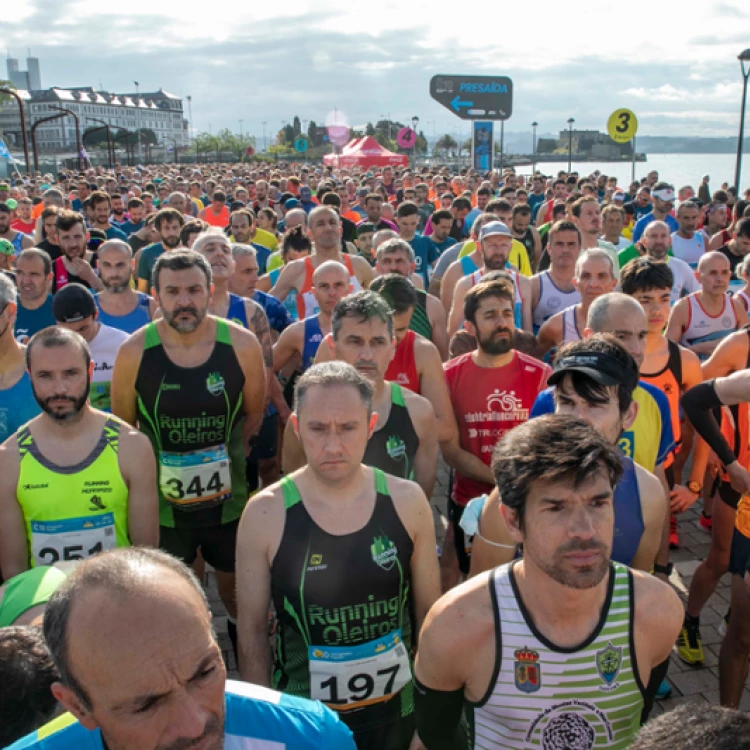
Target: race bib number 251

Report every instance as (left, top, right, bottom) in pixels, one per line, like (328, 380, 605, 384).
(30, 513, 116, 566)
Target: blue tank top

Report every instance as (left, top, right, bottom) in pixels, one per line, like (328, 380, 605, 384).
(93, 293, 151, 335)
(0, 372, 41, 444)
(612, 455, 644, 567)
(14, 295, 56, 344)
(302, 315, 323, 371)
(227, 293, 249, 328)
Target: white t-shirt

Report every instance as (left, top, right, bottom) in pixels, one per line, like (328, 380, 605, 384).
(667, 256, 700, 304)
(89, 323, 129, 412)
(671, 231, 706, 269)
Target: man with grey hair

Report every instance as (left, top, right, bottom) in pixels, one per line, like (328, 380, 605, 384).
(237, 361, 440, 750)
(10, 547, 355, 748)
(536, 248, 617, 355)
(0, 274, 41, 443)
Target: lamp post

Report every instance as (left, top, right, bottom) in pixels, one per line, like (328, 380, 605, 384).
(50, 105, 82, 170)
(262, 121, 267, 152)
(239, 119, 244, 139)
(0, 87, 30, 174)
(85, 117, 114, 167)
(411, 115, 420, 168)
(531, 121, 538, 174)
(735, 49, 750, 191)
(567, 117, 575, 174)
(30, 112, 67, 173)
(133, 81, 143, 164)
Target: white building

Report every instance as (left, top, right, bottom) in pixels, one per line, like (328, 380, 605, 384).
(0, 86, 189, 152)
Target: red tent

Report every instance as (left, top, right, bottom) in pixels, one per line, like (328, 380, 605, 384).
(323, 136, 409, 169)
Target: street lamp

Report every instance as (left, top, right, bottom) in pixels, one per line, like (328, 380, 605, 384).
(239, 119, 244, 139)
(735, 49, 750, 191)
(50, 105, 83, 170)
(531, 121, 538, 174)
(0, 87, 30, 174)
(411, 116, 419, 167)
(567, 118, 575, 174)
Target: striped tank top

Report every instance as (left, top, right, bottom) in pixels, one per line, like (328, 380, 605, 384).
(471, 561, 644, 749)
(532, 271, 580, 333)
(679, 292, 737, 361)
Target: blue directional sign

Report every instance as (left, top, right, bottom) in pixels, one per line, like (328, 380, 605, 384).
(294, 136, 309, 153)
(430, 75, 513, 121)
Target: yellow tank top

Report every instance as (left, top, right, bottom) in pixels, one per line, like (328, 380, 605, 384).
(16, 417, 131, 568)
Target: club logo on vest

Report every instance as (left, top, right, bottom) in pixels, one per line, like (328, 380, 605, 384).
(386, 434, 406, 460)
(541, 713, 595, 750)
(514, 647, 541, 693)
(307, 553, 327, 572)
(89, 495, 106, 511)
(371, 535, 398, 571)
(487, 389, 524, 412)
(722, 316, 732, 327)
(206, 372, 226, 396)
(595, 641, 622, 690)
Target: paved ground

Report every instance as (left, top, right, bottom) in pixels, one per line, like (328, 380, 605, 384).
(206, 460, 750, 713)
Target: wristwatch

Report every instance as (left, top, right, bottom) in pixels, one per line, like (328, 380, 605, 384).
(687, 480, 702, 495)
(653, 562, 674, 576)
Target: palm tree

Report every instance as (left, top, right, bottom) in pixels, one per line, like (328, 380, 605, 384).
(434, 134, 458, 157)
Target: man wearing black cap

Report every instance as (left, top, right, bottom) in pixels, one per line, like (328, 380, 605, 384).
(52, 284, 128, 413)
(471, 335, 667, 576)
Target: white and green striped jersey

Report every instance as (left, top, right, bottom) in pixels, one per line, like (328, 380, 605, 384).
(471, 561, 644, 749)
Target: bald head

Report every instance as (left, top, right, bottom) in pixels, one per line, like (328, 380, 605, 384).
(586, 292, 645, 333)
(97, 239, 132, 258)
(313, 259, 349, 284)
(698, 250, 730, 273)
(43, 549, 212, 711)
(284, 208, 307, 230)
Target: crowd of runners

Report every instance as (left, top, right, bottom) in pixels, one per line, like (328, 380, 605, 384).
(0, 161, 749, 749)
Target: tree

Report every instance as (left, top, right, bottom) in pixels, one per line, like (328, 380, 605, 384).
(307, 119, 319, 145)
(536, 138, 557, 154)
(82, 126, 109, 149)
(435, 134, 458, 157)
(137, 128, 158, 146)
(293, 116, 301, 137)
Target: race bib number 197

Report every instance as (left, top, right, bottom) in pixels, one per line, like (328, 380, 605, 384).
(309, 630, 410, 711)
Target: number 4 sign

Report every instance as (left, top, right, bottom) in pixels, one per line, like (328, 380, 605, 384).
(607, 109, 638, 144)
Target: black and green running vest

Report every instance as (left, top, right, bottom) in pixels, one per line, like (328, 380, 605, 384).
(409, 290, 432, 340)
(271, 468, 415, 733)
(363, 383, 419, 482)
(135, 319, 247, 529)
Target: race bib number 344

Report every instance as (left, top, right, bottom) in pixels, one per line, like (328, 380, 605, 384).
(309, 630, 410, 711)
(159, 445, 232, 508)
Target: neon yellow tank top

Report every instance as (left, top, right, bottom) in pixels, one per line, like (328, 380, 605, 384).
(16, 417, 131, 568)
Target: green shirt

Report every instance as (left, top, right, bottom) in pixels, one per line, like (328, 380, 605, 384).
(617, 244, 673, 269)
(136, 242, 165, 289)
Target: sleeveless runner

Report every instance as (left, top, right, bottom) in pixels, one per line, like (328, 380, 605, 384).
(735, 289, 750, 313)
(0, 372, 41, 444)
(302, 315, 324, 371)
(409, 290, 432, 340)
(470, 562, 644, 749)
(679, 292, 737, 360)
(612, 455, 644, 567)
(469, 268, 523, 329)
(15, 417, 130, 568)
(94, 292, 150, 334)
(204, 204, 229, 228)
(533, 271, 580, 333)
(271, 468, 414, 734)
(134, 319, 247, 528)
(297, 255, 361, 319)
(363, 383, 420, 481)
(0, 565, 69, 627)
(269, 266, 300, 321)
(385, 330, 420, 394)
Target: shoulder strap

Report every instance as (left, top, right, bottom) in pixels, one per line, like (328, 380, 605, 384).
(16, 424, 33, 460)
(373, 467, 389, 496)
(102, 417, 123, 453)
(391, 381, 406, 407)
(343, 254, 354, 274)
(216, 317, 232, 344)
(667, 340, 683, 388)
(280, 476, 302, 510)
(143, 322, 162, 350)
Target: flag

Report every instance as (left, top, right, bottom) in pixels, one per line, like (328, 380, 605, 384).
(0, 139, 16, 163)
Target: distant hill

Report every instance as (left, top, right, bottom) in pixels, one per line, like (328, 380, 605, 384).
(635, 136, 749, 154)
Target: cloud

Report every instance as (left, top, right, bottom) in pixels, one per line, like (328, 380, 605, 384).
(3, 0, 746, 139)
(713, 1, 748, 17)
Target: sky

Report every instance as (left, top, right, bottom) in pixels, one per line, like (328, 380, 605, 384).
(4, 0, 750, 145)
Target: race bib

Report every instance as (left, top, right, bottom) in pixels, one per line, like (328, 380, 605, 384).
(309, 629, 410, 711)
(159, 445, 232, 508)
(31, 513, 117, 566)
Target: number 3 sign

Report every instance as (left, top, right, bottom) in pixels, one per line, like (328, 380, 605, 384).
(607, 109, 638, 144)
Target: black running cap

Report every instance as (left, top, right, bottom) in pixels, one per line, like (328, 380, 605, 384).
(548, 350, 638, 392)
(52, 283, 96, 323)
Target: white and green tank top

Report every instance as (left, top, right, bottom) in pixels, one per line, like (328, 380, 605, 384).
(471, 561, 644, 749)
